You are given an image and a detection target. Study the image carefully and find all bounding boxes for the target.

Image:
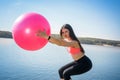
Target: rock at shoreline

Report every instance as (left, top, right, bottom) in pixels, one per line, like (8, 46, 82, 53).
(0, 31, 12, 38)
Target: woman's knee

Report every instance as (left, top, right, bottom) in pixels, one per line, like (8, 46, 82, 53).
(58, 68, 65, 79)
(63, 71, 71, 80)
(58, 68, 64, 74)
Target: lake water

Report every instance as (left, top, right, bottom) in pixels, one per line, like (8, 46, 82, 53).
(0, 38, 120, 80)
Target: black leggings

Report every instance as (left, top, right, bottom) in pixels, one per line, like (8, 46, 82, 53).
(58, 55, 92, 80)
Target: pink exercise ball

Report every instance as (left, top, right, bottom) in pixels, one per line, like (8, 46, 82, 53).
(12, 12, 51, 51)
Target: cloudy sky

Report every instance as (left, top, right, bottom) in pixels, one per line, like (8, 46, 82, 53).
(0, 0, 120, 40)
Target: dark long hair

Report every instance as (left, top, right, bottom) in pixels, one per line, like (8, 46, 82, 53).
(60, 24, 85, 53)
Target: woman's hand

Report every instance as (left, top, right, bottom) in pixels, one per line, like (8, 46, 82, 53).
(36, 30, 49, 39)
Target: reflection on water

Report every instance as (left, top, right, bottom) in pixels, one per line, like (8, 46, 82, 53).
(0, 38, 120, 80)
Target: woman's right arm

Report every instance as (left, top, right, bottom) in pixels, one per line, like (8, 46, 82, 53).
(48, 36, 79, 48)
(36, 30, 79, 48)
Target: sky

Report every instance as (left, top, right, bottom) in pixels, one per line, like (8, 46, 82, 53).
(0, 0, 120, 40)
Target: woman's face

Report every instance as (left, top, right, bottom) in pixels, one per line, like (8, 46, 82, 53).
(61, 28, 70, 39)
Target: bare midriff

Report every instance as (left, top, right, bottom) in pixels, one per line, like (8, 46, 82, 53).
(67, 47, 84, 61)
(71, 52, 84, 61)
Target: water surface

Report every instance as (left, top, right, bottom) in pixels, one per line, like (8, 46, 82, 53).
(0, 38, 120, 80)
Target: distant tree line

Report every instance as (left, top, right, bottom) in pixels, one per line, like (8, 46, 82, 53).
(0, 31, 120, 47)
(79, 37, 120, 47)
(52, 34, 120, 47)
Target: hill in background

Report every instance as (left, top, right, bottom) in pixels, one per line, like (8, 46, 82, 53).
(0, 31, 120, 47)
(52, 34, 120, 47)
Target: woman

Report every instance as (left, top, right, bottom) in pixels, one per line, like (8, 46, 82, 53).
(36, 24, 92, 80)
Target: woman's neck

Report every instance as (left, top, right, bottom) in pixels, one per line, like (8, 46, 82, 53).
(64, 38, 72, 41)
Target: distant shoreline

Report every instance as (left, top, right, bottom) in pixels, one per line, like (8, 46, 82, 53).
(0, 30, 120, 47)
(52, 34, 120, 47)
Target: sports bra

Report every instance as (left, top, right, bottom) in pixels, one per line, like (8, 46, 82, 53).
(67, 47, 81, 55)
